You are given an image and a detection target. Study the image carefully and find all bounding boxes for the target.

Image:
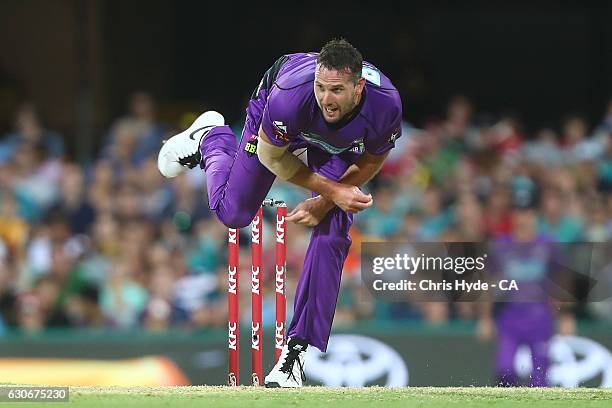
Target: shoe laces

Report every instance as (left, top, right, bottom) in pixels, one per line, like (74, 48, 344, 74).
(280, 347, 305, 382)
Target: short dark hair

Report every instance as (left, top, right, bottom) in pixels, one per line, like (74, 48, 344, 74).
(317, 39, 363, 83)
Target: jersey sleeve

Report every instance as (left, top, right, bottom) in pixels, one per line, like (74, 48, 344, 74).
(364, 92, 403, 155)
(260, 88, 302, 147)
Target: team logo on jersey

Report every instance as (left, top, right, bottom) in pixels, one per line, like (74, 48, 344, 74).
(388, 128, 400, 145)
(273, 121, 290, 142)
(349, 139, 365, 154)
(244, 134, 258, 157)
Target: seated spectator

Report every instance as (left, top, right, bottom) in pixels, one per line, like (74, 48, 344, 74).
(101, 92, 166, 166)
(100, 259, 148, 328)
(47, 163, 96, 235)
(524, 128, 563, 168)
(0, 103, 65, 163)
(416, 188, 454, 241)
(484, 186, 513, 238)
(358, 182, 407, 238)
(537, 188, 584, 242)
(562, 115, 604, 164)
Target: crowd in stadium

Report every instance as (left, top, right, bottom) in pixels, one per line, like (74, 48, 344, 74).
(0, 91, 611, 333)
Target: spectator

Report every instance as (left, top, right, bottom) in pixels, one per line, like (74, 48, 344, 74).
(47, 164, 96, 235)
(100, 259, 148, 328)
(562, 115, 603, 164)
(524, 128, 563, 168)
(359, 182, 407, 238)
(0, 103, 65, 163)
(102, 92, 166, 166)
(416, 188, 454, 240)
(537, 188, 584, 242)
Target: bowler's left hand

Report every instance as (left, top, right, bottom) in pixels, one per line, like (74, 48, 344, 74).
(286, 196, 334, 227)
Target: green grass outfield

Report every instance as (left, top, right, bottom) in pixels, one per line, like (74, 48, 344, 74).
(29, 386, 612, 407)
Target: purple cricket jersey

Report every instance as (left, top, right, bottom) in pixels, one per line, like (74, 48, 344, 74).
(489, 236, 559, 312)
(198, 52, 403, 352)
(255, 53, 403, 156)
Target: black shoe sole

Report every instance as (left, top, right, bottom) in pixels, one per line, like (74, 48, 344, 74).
(264, 382, 280, 388)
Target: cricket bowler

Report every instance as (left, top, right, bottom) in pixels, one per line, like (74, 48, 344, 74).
(157, 39, 402, 387)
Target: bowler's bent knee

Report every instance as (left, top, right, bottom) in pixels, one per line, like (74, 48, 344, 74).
(214, 208, 256, 229)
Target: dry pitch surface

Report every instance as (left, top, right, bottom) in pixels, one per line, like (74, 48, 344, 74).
(29, 386, 612, 407)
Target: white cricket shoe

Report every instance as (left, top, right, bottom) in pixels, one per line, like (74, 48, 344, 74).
(264, 338, 308, 388)
(157, 110, 225, 178)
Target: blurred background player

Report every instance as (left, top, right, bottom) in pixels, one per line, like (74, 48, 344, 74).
(479, 188, 576, 386)
(157, 39, 402, 387)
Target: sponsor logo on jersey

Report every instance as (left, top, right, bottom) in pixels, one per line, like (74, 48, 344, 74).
(244, 134, 258, 157)
(273, 121, 290, 142)
(349, 138, 365, 154)
(388, 128, 400, 145)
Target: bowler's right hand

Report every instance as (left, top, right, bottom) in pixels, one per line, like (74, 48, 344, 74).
(330, 184, 373, 213)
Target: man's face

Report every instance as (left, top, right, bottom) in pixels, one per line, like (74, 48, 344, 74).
(314, 64, 365, 124)
(512, 208, 537, 240)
